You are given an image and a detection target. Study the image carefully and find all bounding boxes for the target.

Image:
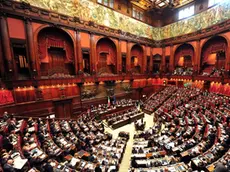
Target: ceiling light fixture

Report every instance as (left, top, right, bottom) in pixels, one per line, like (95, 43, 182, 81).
(150, 0, 180, 9)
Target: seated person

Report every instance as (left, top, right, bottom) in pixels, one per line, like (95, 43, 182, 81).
(3, 159, 15, 172)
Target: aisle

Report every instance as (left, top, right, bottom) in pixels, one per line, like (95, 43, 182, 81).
(118, 123, 135, 172)
(103, 113, 155, 172)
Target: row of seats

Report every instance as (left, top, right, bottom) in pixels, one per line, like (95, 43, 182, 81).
(105, 108, 144, 129)
(90, 99, 136, 115)
(0, 112, 128, 172)
(172, 67, 193, 76)
(201, 67, 225, 77)
(143, 86, 178, 112)
(130, 87, 230, 172)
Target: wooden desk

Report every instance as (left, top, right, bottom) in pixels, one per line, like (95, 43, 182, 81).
(74, 150, 90, 158)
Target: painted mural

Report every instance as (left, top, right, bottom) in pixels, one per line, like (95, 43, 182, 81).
(15, 0, 154, 39)
(160, 0, 230, 40)
(15, 0, 230, 40)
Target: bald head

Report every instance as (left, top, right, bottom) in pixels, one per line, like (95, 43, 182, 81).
(214, 163, 228, 172)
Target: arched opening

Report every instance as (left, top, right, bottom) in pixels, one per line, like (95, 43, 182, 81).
(173, 44, 194, 75)
(96, 38, 117, 75)
(37, 27, 75, 78)
(201, 36, 227, 77)
(153, 54, 162, 74)
(131, 44, 143, 74)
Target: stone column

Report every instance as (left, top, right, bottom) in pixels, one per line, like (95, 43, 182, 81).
(195, 39, 201, 74)
(224, 41, 230, 74)
(0, 15, 13, 73)
(76, 30, 83, 73)
(149, 47, 153, 73)
(126, 41, 131, 73)
(162, 46, 166, 73)
(117, 39, 122, 73)
(169, 44, 174, 72)
(90, 33, 96, 74)
(25, 19, 37, 73)
(142, 45, 147, 74)
(0, 37, 5, 78)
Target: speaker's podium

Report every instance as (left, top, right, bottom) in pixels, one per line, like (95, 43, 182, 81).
(53, 98, 73, 118)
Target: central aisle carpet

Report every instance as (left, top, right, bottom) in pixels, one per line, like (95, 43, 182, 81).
(104, 113, 155, 172)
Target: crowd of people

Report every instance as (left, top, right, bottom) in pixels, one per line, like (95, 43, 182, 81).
(134, 119, 146, 131)
(172, 67, 193, 76)
(201, 67, 225, 77)
(1, 86, 230, 172)
(0, 112, 128, 172)
(172, 66, 226, 77)
(105, 108, 144, 129)
(143, 86, 178, 112)
(131, 87, 230, 172)
(90, 99, 136, 115)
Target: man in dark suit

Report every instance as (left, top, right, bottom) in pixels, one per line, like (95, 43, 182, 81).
(95, 163, 102, 172)
(2, 137, 13, 152)
(131, 157, 138, 168)
(8, 122, 16, 133)
(0, 130, 3, 149)
(3, 159, 16, 172)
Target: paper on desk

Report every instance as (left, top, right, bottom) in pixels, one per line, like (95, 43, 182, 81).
(30, 143, 37, 149)
(167, 166, 177, 172)
(70, 157, 78, 166)
(167, 142, 175, 148)
(13, 156, 28, 169)
(28, 127, 35, 132)
(108, 165, 116, 171)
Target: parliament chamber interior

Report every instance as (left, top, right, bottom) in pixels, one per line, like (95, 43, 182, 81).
(0, 0, 230, 171)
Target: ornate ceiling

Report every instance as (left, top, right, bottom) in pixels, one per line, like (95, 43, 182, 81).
(130, 0, 195, 10)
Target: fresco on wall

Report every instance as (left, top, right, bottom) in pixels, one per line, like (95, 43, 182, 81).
(15, 0, 230, 40)
(16, 0, 153, 39)
(160, 1, 230, 39)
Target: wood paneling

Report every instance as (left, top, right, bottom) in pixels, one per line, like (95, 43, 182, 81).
(153, 48, 163, 55)
(121, 41, 127, 53)
(146, 47, 151, 56)
(7, 18, 26, 39)
(53, 98, 72, 118)
(1, 0, 230, 119)
(80, 32, 90, 48)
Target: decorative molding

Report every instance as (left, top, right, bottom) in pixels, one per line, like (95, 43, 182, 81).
(12, 0, 230, 41)
(0, 1, 154, 45)
(1, 1, 230, 47)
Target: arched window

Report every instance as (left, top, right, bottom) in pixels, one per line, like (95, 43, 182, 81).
(178, 5, 194, 20)
(97, 0, 114, 8)
(208, 0, 222, 7)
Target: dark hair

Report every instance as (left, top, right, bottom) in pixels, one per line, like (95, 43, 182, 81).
(214, 163, 228, 172)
